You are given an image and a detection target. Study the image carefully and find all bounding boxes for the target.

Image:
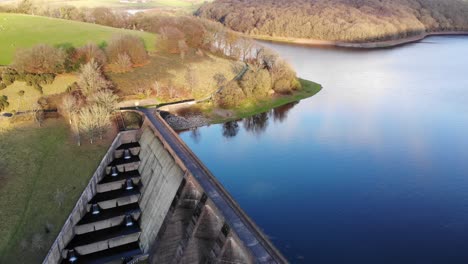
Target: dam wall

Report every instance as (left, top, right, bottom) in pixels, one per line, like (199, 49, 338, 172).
(45, 110, 287, 264)
(142, 109, 287, 263)
(137, 125, 185, 253)
(43, 130, 140, 264)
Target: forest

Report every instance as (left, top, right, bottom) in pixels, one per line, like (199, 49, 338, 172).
(196, 0, 468, 42)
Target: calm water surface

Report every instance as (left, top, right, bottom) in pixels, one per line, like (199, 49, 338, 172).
(179, 36, 468, 264)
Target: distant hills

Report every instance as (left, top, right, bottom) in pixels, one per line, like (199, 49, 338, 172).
(196, 0, 468, 43)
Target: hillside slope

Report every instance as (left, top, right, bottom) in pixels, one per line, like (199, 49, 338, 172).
(0, 13, 157, 65)
(196, 0, 468, 43)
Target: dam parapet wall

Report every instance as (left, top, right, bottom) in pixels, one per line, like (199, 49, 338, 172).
(44, 111, 287, 264)
(43, 130, 140, 264)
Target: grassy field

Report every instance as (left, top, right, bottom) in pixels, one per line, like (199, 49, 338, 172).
(0, 74, 77, 112)
(0, 119, 113, 263)
(110, 52, 241, 100)
(0, 0, 210, 9)
(0, 13, 157, 65)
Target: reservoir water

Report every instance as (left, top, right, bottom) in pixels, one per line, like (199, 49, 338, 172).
(179, 36, 468, 263)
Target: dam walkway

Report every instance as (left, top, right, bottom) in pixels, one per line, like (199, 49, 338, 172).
(140, 108, 285, 263)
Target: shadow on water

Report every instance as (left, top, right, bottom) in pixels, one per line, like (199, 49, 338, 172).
(179, 101, 300, 139)
(217, 101, 299, 139)
(270, 101, 298, 123)
(189, 127, 201, 144)
(242, 112, 269, 136)
(222, 121, 240, 139)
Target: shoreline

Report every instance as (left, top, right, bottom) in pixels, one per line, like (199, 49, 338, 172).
(219, 78, 321, 123)
(165, 78, 322, 130)
(253, 31, 468, 49)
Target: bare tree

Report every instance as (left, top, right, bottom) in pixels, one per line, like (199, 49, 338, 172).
(31, 102, 44, 126)
(78, 104, 111, 144)
(152, 80, 161, 97)
(167, 80, 175, 99)
(76, 42, 107, 65)
(225, 31, 240, 58)
(109, 53, 132, 73)
(253, 46, 265, 65)
(17, 0, 34, 14)
(238, 37, 254, 62)
(89, 89, 119, 113)
(60, 94, 82, 145)
(78, 60, 112, 97)
(13, 44, 66, 74)
(106, 34, 148, 65)
(185, 66, 198, 95)
(61, 94, 77, 124)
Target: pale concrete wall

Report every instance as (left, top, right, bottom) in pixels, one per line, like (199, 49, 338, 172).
(42, 130, 139, 264)
(45, 111, 279, 263)
(96, 177, 141, 193)
(74, 211, 142, 235)
(138, 125, 185, 253)
(158, 101, 197, 112)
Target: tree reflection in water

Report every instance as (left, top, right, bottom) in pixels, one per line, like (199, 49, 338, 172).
(271, 101, 298, 123)
(243, 112, 269, 135)
(222, 121, 240, 138)
(220, 102, 298, 138)
(189, 127, 201, 143)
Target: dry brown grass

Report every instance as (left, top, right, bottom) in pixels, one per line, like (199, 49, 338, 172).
(0, 75, 77, 112)
(109, 51, 242, 101)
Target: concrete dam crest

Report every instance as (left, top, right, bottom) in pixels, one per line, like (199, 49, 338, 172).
(43, 110, 287, 264)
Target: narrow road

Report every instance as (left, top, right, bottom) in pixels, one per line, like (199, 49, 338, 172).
(139, 108, 287, 264)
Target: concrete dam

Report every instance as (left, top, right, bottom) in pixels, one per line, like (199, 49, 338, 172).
(43, 109, 287, 264)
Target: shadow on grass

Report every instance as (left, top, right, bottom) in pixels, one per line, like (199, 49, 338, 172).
(0, 119, 112, 263)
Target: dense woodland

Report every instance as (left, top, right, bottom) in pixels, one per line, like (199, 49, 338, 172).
(196, 0, 468, 42)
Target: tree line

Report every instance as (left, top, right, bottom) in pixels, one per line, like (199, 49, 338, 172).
(0, 33, 147, 140)
(2, 1, 289, 65)
(0, 33, 147, 143)
(0, 34, 148, 94)
(1, 0, 304, 125)
(213, 47, 299, 108)
(195, 0, 468, 42)
(60, 60, 118, 145)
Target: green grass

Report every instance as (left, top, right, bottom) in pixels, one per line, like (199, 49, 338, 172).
(212, 78, 322, 123)
(0, 13, 157, 65)
(0, 119, 112, 263)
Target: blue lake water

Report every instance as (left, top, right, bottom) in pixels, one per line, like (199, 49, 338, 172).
(179, 36, 468, 264)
